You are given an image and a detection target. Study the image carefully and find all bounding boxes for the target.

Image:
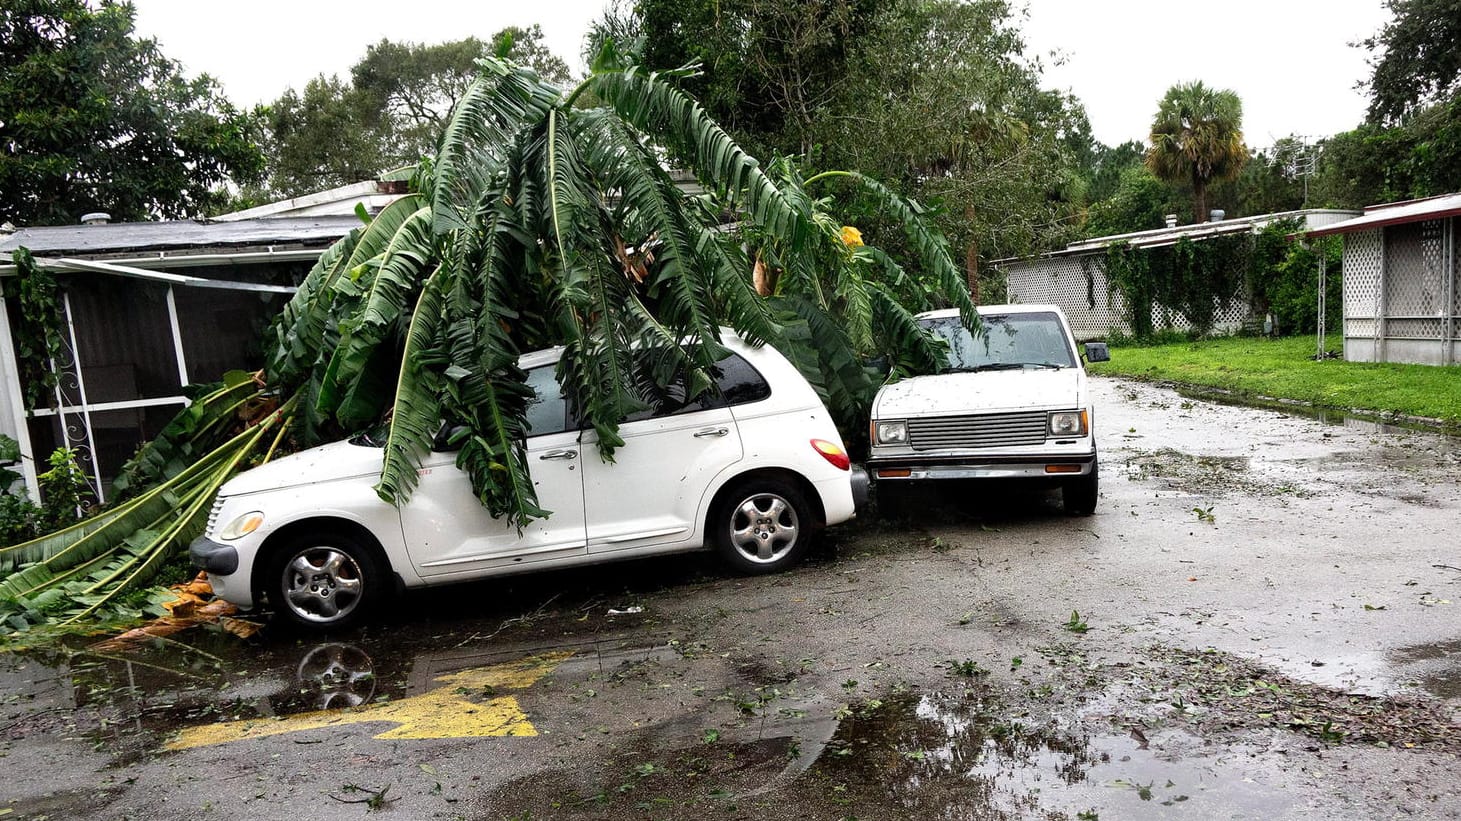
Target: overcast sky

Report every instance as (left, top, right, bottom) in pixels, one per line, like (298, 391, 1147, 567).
(129, 0, 1393, 149)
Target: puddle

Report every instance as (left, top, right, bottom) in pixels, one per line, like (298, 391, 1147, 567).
(15, 624, 683, 761)
(810, 691, 1288, 820)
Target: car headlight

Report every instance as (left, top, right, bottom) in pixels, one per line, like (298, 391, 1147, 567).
(1048, 410, 1089, 437)
(219, 511, 265, 541)
(875, 420, 908, 445)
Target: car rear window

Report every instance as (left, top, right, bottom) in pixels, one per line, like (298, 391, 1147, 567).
(622, 352, 771, 422)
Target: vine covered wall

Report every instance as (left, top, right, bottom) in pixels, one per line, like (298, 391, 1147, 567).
(1101, 219, 1341, 340)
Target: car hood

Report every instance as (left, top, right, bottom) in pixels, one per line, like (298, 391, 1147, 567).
(220, 439, 385, 496)
(873, 368, 1084, 417)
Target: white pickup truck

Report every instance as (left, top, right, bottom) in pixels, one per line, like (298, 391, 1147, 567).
(866, 304, 1109, 515)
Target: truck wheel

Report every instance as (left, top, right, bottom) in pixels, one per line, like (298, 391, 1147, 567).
(878, 482, 909, 519)
(1063, 458, 1099, 515)
(712, 479, 812, 575)
(267, 533, 384, 631)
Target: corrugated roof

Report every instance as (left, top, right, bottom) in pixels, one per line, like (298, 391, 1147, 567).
(1303, 192, 1461, 238)
(993, 209, 1359, 265)
(0, 215, 362, 256)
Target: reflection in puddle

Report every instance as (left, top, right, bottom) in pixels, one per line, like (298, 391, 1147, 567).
(812, 692, 1288, 820)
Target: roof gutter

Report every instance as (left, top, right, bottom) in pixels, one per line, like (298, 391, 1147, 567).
(0, 247, 319, 283)
(10, 257, 298, 294)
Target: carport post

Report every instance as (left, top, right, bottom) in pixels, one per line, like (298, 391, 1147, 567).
(1316, 242, 1326, 359)
(0, 294, 40, 499)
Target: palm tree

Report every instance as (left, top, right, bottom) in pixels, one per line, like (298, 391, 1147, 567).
(1145, 81, 1247, 223)
(0, 49, 975, 629)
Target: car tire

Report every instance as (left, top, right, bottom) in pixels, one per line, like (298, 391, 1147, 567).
(267, 533, 385, 631)
(711, 478, 813, 575)
(1063, 457, 1099, 515)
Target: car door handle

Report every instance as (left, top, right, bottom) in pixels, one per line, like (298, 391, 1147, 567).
(539, 449, 578, 460)
(693, 427, 730, 438)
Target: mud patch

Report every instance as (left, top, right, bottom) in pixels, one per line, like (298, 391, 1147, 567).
(1082, 645, 1461, 752)
(1124, 449, 1286, 497)
(481, 736, 800, 817)
(1391, 638, 1461, 700)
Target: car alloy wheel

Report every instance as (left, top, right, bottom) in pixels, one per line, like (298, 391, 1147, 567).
(270, 535, 382, 629)
(713, 478, 814, 574)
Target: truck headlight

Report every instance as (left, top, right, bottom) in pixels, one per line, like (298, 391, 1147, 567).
(875, 421, 908, 445)
(1048, 410, 1088, 437)
(219, 511, 265, 541)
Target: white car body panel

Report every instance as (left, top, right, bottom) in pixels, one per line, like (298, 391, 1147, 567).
(401, 427, 587, 578)
(581, 406, 742, 553)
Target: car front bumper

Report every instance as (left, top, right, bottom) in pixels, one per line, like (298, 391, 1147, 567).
(190, 535, 238, 574)
(190, 535, 257, 609)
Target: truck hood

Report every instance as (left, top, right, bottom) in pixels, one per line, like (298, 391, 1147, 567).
(220, 439, 385, 496)
(873, 368, 1084, 417)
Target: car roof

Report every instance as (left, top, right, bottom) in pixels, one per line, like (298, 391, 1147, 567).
(514, 331, 765, 371)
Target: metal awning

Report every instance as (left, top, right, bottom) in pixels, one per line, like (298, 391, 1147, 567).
(1304, 193, 1461, 238)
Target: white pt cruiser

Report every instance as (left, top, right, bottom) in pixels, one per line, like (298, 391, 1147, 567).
(867, 304, 1108, 515)
(192, 336, 868, 630)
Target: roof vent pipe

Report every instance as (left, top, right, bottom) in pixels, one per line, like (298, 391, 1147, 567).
(1164, 214, 1178, 228)
(1209, 209, 1225, 222)
(80, 212, 110, 225)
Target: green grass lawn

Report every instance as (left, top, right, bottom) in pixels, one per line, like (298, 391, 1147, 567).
(1087, 334, 1461, 426)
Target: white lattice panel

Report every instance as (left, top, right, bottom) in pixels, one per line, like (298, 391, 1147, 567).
(1346, 318, 1376, 337)
(1386, 220, 1446, 317)
(1453, 217, 1461, 319)
(1342, 229, 1382, 333)
(1002, 256, 1127, 338)
(1387, 318, 1444, 339)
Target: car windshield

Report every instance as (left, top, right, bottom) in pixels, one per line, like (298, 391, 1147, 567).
(919, 311, 1076, 371)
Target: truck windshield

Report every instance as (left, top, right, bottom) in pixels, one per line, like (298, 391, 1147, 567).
(919, 312, 1077, 371)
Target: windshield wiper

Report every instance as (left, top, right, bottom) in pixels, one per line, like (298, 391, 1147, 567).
(946, 362, 1064, 373)
(946, 363, 1025, 372)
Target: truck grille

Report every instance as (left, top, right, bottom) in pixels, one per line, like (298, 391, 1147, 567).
(908, 411, 1047, 450)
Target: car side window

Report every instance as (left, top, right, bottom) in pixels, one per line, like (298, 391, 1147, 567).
(524, 365, 570, 436)
(622, 353, 771, 423)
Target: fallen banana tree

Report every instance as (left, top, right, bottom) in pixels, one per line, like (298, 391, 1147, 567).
(0, 47, 976, 634)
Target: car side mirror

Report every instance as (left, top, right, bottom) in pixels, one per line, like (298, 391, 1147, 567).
(1083, 342, 1110, 363)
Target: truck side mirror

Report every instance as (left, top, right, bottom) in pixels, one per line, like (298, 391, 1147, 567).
(1083, 342, 1110, 363)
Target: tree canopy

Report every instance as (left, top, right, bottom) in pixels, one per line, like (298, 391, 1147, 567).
(1303, 0, 1461, 208)
(0, 0, 265, 226)
(261, 27, 572, 198)
(608, 0, 1093, 297)
(1145, 81, 1247, 223)
(1362, 0, 1461, 125)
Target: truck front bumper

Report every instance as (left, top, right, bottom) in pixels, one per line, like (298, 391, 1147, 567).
(867, 452, 1095, 481)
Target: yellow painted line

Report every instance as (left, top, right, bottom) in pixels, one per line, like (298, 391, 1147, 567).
(166, 650, 573, 750)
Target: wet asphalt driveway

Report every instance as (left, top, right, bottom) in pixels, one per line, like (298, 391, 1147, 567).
(2, 376, 1459, 820)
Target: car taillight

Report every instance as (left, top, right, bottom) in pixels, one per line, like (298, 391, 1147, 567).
(811, 439, 851, 471)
